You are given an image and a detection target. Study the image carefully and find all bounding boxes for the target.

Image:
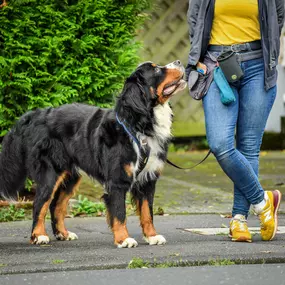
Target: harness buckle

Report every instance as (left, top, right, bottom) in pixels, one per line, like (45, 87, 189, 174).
(138, 134, 148, 146)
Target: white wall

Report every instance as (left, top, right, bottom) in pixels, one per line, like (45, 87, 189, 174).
(266, 35, 285, 133)
(266, 65, 285, 133)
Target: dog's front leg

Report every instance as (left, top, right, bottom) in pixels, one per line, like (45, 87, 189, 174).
(132, 180, 166, 246)
(103, 184, 138, 248)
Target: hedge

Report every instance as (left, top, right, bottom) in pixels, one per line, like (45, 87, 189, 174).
(0, 0, 150, 136)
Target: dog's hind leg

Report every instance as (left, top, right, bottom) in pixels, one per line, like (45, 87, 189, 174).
(132, 180, 166, 246)
(50, 173, 81, 241)
(30, 171, 68, 245)
(103, 183, 138, 248)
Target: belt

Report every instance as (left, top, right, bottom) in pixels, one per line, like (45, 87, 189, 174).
(208, 40, 262, 53)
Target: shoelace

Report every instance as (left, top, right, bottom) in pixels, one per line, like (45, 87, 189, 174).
(232, 219, 247, 232)
(260, 208, 272, 229)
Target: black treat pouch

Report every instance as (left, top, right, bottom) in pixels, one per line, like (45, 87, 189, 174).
(217, 51, 244, 83)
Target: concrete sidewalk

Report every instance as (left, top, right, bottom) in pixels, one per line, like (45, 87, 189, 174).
(1, 214, 285, 275)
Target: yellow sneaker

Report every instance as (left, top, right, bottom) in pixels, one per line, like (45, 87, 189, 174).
(259, 190, 282, 241)
(229, 215, 252, 242)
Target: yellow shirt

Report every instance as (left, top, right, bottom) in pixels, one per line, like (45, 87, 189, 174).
(209, 0, 261, 45)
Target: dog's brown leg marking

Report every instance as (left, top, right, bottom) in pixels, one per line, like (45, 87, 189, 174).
(112, 217, 129, 246)
(0, 0, 8, 8)
(138, 199, 157, 237)
(54, 177, 81, 238)
(30, 171, 68, 243)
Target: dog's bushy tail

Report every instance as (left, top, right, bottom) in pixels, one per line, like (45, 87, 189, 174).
(0, 130, 27, 200)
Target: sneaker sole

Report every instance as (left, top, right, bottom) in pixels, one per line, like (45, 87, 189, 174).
(270, 190, 282, 241)
(229, 232, 252, 243)
(231, 236, 252, 243)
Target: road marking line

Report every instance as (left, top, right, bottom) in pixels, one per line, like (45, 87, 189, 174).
(183, 226, 285, 236)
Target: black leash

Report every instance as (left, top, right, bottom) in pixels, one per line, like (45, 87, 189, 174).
(116, 113, 211, 172)
(166, 149, 212, 170)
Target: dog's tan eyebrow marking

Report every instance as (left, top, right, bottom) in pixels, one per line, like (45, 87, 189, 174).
(124, 164, 133, 177)
(151, 63, 157, 67)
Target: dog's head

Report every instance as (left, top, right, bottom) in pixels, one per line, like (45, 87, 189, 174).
(115, 60, 186, 134)
(135, 60, 186, 104)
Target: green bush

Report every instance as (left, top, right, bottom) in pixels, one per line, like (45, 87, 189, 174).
(71, 195, 106, 216)
(0, 0, 150, 136)
(0, 205, 26, 222)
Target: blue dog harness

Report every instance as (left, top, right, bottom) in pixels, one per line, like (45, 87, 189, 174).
(116, 113, 150, 176)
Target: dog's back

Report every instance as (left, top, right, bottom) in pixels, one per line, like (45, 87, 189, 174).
(0, 103, 108, 200)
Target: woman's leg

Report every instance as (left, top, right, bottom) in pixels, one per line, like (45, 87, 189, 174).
(203, 78, 264, 215)
(233, 58, 277, 218)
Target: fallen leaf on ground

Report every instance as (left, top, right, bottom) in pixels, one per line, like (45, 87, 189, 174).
(220, 214, 232, 218)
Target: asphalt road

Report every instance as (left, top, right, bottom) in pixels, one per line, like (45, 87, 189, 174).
(1, 215, 285, 275)
(1, 264, 285, 285)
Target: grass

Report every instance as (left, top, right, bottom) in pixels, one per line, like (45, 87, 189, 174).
(70, 195, 106, 217)
(0, 195, 138, 222)
(127, 257, 236, 269)
(71, 194, 138, 217)
(0, 205, 26, 222)
(127, 258, 178, 269)
(128, 258, 149, 269)
(208, 259, 236, 266)
(52, 260, 65, 264)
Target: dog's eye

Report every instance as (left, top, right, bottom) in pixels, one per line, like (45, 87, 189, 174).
(154, 67, 161, 74)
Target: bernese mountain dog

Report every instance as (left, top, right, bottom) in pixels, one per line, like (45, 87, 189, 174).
(0, 60, 186, 248)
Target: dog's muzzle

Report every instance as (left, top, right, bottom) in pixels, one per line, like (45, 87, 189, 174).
(165, 60, 185, 75)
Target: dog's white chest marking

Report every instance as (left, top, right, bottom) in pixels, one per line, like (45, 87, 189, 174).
(134, 103, 172, 183)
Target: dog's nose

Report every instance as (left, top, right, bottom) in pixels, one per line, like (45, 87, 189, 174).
(174, 60, 182, 66)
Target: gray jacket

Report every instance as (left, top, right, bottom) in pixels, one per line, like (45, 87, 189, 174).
(186, 0, 285, 90)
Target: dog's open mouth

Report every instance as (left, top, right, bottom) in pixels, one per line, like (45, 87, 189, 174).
(163, 77, 187, 96)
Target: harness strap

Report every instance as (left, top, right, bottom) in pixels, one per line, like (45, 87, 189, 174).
(166, 149, 212, 170)
(116, 113, 150, 176)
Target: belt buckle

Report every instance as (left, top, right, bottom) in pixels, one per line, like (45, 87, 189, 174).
(231, 44, 239, 52)
(231, 43, 249, 53)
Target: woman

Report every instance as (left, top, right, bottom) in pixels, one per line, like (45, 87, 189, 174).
(186, 0, 284, 242)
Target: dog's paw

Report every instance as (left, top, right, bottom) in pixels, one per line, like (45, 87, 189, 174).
(143, 235, 166, 245)
(117, 237, 138, 248)
(31, 235, 50, 245)
(67, 231, 78, 240)
(55, 231, 78, 241)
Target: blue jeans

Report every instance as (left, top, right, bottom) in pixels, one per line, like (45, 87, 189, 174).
(203, 57, 277, 217)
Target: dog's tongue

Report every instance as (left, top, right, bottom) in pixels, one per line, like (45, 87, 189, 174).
(163, 85, 176, 95)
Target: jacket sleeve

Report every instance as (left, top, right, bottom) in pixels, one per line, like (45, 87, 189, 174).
(275, 0, 285, 34)
(186, 0, 201, 79)
(187, 0, 200, 46)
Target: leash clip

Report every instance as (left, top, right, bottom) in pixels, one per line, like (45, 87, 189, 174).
(138, 134, 148, 146)
(140, 138, 148, 146)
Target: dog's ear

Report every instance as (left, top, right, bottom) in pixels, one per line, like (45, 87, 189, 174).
(115, 78, 154, 134)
